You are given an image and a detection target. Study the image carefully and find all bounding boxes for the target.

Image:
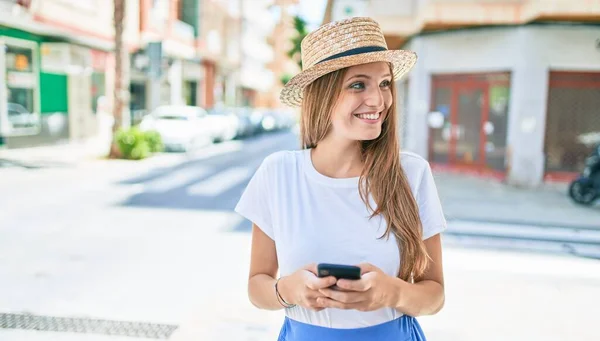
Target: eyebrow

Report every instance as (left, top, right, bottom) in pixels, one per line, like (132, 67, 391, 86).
(346, 73, 392, 82)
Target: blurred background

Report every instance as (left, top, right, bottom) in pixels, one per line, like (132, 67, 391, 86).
(1, 0, 600, 340)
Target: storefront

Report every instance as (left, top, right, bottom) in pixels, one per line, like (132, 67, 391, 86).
(428, 73, 510, 177)
(130, 49, 150, 124)
(1, 25, 111, 148)
(1, 35, 41, 139)
(544, 71, 600, 181)
(40, 42, 98, 141)
(403, 24, 600, 187)
(182, 60, 203, 106)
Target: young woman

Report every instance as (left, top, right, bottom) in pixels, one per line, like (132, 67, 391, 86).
(235, 17, 446, 341)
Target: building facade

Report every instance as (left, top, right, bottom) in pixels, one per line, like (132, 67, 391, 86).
(1, 0, 292, 148)
(328, 0, 600, 187)
(1, 0, 115, 147)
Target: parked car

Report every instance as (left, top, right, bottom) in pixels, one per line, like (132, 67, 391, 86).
(257, 107, 297, 132)
(259, 108, 278, 132)
(231, 107, 258, 138)
(7, 102, 40, 129)
(139, 105, 213, 152)
(206, 107, 240, 142)
(276, 108, 297, 130)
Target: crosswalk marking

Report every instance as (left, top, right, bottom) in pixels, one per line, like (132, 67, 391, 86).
(186, 140, 243, 160)
(187, 166, 254, 196)
(130, 132, 294, 194)
(144, 166, 212, 192)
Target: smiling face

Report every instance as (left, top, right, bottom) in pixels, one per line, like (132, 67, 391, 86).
(328, 62, 394, 142)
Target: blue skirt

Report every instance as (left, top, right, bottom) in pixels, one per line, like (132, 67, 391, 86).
(277, 315, 426, 341)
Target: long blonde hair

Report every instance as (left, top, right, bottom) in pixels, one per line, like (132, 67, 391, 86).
(300, 66, 429, 282)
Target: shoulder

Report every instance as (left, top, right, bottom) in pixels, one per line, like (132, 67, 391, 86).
(399, 151, 436, 198)
(259, 149, 304, 173)
(400, 151, 431, 179)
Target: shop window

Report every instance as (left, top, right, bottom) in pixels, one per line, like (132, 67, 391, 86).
(3, 40, 41, 136)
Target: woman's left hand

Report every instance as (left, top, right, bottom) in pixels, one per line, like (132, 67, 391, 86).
(317, 263, 400, 312)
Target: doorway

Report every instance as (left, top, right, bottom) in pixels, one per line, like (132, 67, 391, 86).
(429, 73, 510, 174)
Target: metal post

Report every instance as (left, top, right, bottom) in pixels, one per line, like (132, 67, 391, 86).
(238, 0, 244, 107)
(0, 39, 9, 139)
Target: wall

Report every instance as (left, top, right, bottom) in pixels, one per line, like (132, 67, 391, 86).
(32, 0, 113, 43)
(404, 24, 600, 186)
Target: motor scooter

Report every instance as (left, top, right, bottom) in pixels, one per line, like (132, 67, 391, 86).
(568, 136, 600, 206)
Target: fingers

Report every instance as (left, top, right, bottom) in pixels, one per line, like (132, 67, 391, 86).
(357, 262, 378, 275)
(303, 263, 318, 275)
(336, 278, 371, 292)
(306, 297, 326, 311)
(306, 275, 337, 290)
(316, 297, 363, 311)
(319, 288, 366, 304)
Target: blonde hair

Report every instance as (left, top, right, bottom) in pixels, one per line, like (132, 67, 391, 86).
(300, 66, 429, 282)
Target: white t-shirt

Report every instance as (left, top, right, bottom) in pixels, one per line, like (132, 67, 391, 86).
(235, 148, 447, 329)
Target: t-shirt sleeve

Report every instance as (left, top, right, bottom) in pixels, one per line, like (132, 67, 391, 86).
(416, 162, 447, 240)
(234, 158, 275, 240)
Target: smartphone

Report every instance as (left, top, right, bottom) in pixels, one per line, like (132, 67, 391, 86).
(317, 263, 361, 280)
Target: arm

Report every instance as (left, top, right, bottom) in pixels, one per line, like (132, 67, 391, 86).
(247, 224, 284, 310)
(247, 224, 338, 311)
(392, 233, 445, 316)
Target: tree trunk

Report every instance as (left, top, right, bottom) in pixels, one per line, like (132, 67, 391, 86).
(322, 0, 334, 25)
(109, 0, 126, 158)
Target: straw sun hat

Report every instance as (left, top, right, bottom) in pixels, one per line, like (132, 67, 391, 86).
(280, 17, 417, 107)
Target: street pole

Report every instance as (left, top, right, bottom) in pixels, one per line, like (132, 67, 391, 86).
(0, 38, 8, 142)
(322, 0, 334, 25)
(238, 0, 244, 107)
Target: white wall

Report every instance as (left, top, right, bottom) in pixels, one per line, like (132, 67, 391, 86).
(331, 0, 369, 21)
(367, 0, 416, 16)
(33, 0, 113, 40)
(404, 25, 600, 186)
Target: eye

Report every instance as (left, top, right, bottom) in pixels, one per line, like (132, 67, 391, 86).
(349, 82, 365, 90)
(380, 79, 391, 88)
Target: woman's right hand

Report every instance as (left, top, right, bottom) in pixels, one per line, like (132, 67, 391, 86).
(278, 263, 337, 311)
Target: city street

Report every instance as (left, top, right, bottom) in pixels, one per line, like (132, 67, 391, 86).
(1, 130, 599, 341)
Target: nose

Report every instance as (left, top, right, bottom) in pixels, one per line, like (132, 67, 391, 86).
(364, 86, 385, 110)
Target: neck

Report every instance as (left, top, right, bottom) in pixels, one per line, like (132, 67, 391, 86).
(311, 135, 363, 179)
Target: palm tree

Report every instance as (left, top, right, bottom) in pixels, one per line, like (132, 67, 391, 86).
(109, 0, 125, 158)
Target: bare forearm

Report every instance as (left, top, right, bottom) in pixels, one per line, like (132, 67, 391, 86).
(391, 279, 445, 317)
(248, 274, 285, 311)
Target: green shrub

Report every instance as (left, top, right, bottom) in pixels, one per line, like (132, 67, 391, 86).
(115, 127, 162, 160)
(129, 140, 150, 160)
(143, 130, 164, 153)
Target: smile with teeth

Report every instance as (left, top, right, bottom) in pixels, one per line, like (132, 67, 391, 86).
(354, 112, 381, 120)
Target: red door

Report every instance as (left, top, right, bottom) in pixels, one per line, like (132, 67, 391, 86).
(429, 73, 510, 176)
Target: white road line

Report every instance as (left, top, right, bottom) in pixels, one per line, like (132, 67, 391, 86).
(446, 220, 600, 243)
(144, 167, 212, 192)
(185, 141, 244, 160)
(187, 167, 253, 196)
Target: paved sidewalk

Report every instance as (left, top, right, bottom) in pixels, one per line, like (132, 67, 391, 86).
(434, 171, 600, 229)
(0, 138, 110, 167)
